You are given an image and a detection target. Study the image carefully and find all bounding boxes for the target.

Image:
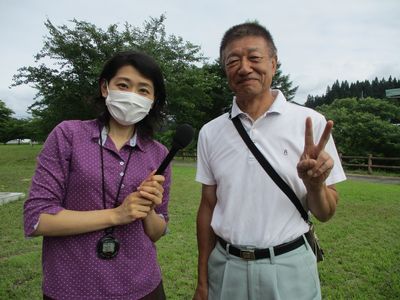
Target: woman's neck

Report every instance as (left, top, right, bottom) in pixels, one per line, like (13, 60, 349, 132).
(107, 119, 136, 150)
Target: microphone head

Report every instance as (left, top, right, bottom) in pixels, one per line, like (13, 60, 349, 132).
(172, 124, 194, 149)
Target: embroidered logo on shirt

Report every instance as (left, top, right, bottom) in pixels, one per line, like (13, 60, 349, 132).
(284, 149, 288, 156)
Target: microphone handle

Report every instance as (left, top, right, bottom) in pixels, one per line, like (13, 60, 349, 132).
(155, 147, 179, 175)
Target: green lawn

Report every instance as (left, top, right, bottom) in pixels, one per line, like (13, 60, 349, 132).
(0, 145, 399, 299)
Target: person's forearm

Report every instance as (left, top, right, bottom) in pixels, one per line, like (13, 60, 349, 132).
(34, 208, 118, 236)
(196, 202, 216, 288)
(143, 210, 167, 242)
(306, 184, 338, 222)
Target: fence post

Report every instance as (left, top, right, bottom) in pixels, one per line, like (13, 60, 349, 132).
(368, 154, 373, 174)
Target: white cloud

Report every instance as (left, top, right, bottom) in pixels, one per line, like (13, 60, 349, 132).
(0, 86, 36, 118)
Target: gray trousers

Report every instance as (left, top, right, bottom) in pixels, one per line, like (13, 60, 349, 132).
(208, 236, 321, 300)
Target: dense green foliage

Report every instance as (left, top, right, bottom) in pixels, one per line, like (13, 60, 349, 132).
(303, 77, 400, 158)
(0, 100, 14, 143)
(305, 77, 400, 108)
(0, 99, 13, 121)
(272, 61, 298, 100)
(12, 16, 207, 142)
(317, 97, 400, 157)
(0, 100, 42, 143)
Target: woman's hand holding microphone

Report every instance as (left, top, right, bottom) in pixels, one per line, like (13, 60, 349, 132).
(114, 171, 165, 226)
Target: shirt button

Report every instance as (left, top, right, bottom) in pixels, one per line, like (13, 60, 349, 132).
(119, 172, 124, 177)
(120, 161, 124, 166)
(121, 184, 125, 188)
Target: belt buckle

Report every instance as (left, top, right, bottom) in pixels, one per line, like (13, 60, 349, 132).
(240, 249, 256, 260)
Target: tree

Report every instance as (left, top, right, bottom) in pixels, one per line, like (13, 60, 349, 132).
(0, 99, 13, 122)
(271, 62, 298, 101)
(12, 16, 299, 146)
(5, 118, 27, 143)
(305, 77, 400, 108)
(12, 15, 206, 138)
(0, 100, 49, 143)
(201, 61, 234, 117)
(0, 100, 15, 143)
(195, 60, 299, 118)
(317, 97, 400, 157)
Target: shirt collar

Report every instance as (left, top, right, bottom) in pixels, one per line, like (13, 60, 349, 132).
(230, 89, 288, 120)
(92, 121, 144, 151)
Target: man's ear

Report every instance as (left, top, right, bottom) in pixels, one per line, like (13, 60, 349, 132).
(271, 56, 278, 75)
(100, 80, 108, 98)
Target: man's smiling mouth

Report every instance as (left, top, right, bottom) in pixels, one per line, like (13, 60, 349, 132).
(238, 78, 258, 84)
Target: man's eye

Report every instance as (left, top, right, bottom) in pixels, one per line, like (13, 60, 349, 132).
(250, 56, 262, 62)
(226, 58, 239, 67)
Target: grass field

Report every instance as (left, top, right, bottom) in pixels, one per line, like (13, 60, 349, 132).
(0, 145, 399, 299)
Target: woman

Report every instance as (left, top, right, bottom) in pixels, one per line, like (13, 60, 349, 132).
(24, 51, 171, 300)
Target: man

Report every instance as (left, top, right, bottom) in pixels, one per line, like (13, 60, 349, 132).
(194, 23, 346, 300)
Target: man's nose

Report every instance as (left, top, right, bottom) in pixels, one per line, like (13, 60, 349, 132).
(237, 58, 252, 75)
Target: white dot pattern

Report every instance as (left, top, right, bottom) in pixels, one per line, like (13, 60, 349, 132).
(23, 119, 171, 299)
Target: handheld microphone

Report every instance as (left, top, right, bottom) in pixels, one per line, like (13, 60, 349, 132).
(155, 124, 194, 175)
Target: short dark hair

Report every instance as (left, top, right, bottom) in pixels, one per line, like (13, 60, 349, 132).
(219, 22, 277, 64)
(95, 50, 166, 139)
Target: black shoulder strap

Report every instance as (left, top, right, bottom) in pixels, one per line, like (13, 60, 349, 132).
(231, 115, 309, 222)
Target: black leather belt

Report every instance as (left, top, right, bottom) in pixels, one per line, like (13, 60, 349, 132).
(217, 235, 305, 260)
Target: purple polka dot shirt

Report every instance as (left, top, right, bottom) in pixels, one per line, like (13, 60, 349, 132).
(23, 120, 171, 300)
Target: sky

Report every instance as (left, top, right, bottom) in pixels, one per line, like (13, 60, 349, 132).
(0, 0, 399, 118)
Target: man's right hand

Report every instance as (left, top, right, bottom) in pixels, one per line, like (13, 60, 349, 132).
(193, 284, 208, 300)
(194, 184, 217, 300)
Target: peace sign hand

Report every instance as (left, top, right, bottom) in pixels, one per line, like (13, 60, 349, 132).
(297, 117, 334, 189)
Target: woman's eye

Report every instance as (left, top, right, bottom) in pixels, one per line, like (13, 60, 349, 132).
(117, 83, 129, 89)
(139, 89, 150, 95)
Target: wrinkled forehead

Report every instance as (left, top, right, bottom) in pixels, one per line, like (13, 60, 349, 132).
(221, 36, 271, 61)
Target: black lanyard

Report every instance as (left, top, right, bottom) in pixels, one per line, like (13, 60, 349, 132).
(99, 125, 134, 235)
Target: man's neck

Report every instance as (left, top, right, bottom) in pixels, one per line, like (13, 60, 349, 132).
(235, 91, 276, 121)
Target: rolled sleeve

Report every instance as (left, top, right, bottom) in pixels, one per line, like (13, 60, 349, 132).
(313, 116, 346, 186)
(23, 122, 72, 237)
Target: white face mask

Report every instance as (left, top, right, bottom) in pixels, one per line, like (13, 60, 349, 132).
(105, 87, 153, 126)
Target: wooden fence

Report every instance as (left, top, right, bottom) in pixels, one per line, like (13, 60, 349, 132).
(339, 154, 400, 174)
(177, 151, 400, 175)
(177, 150, 197, 160)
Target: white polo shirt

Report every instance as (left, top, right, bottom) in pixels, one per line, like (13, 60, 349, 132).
(196, 90, 346, 248)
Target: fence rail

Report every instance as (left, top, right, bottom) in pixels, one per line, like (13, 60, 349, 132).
(177, 151, 400, 174)
(177, 150, 197, 160)
(339, 154, 400, 174)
